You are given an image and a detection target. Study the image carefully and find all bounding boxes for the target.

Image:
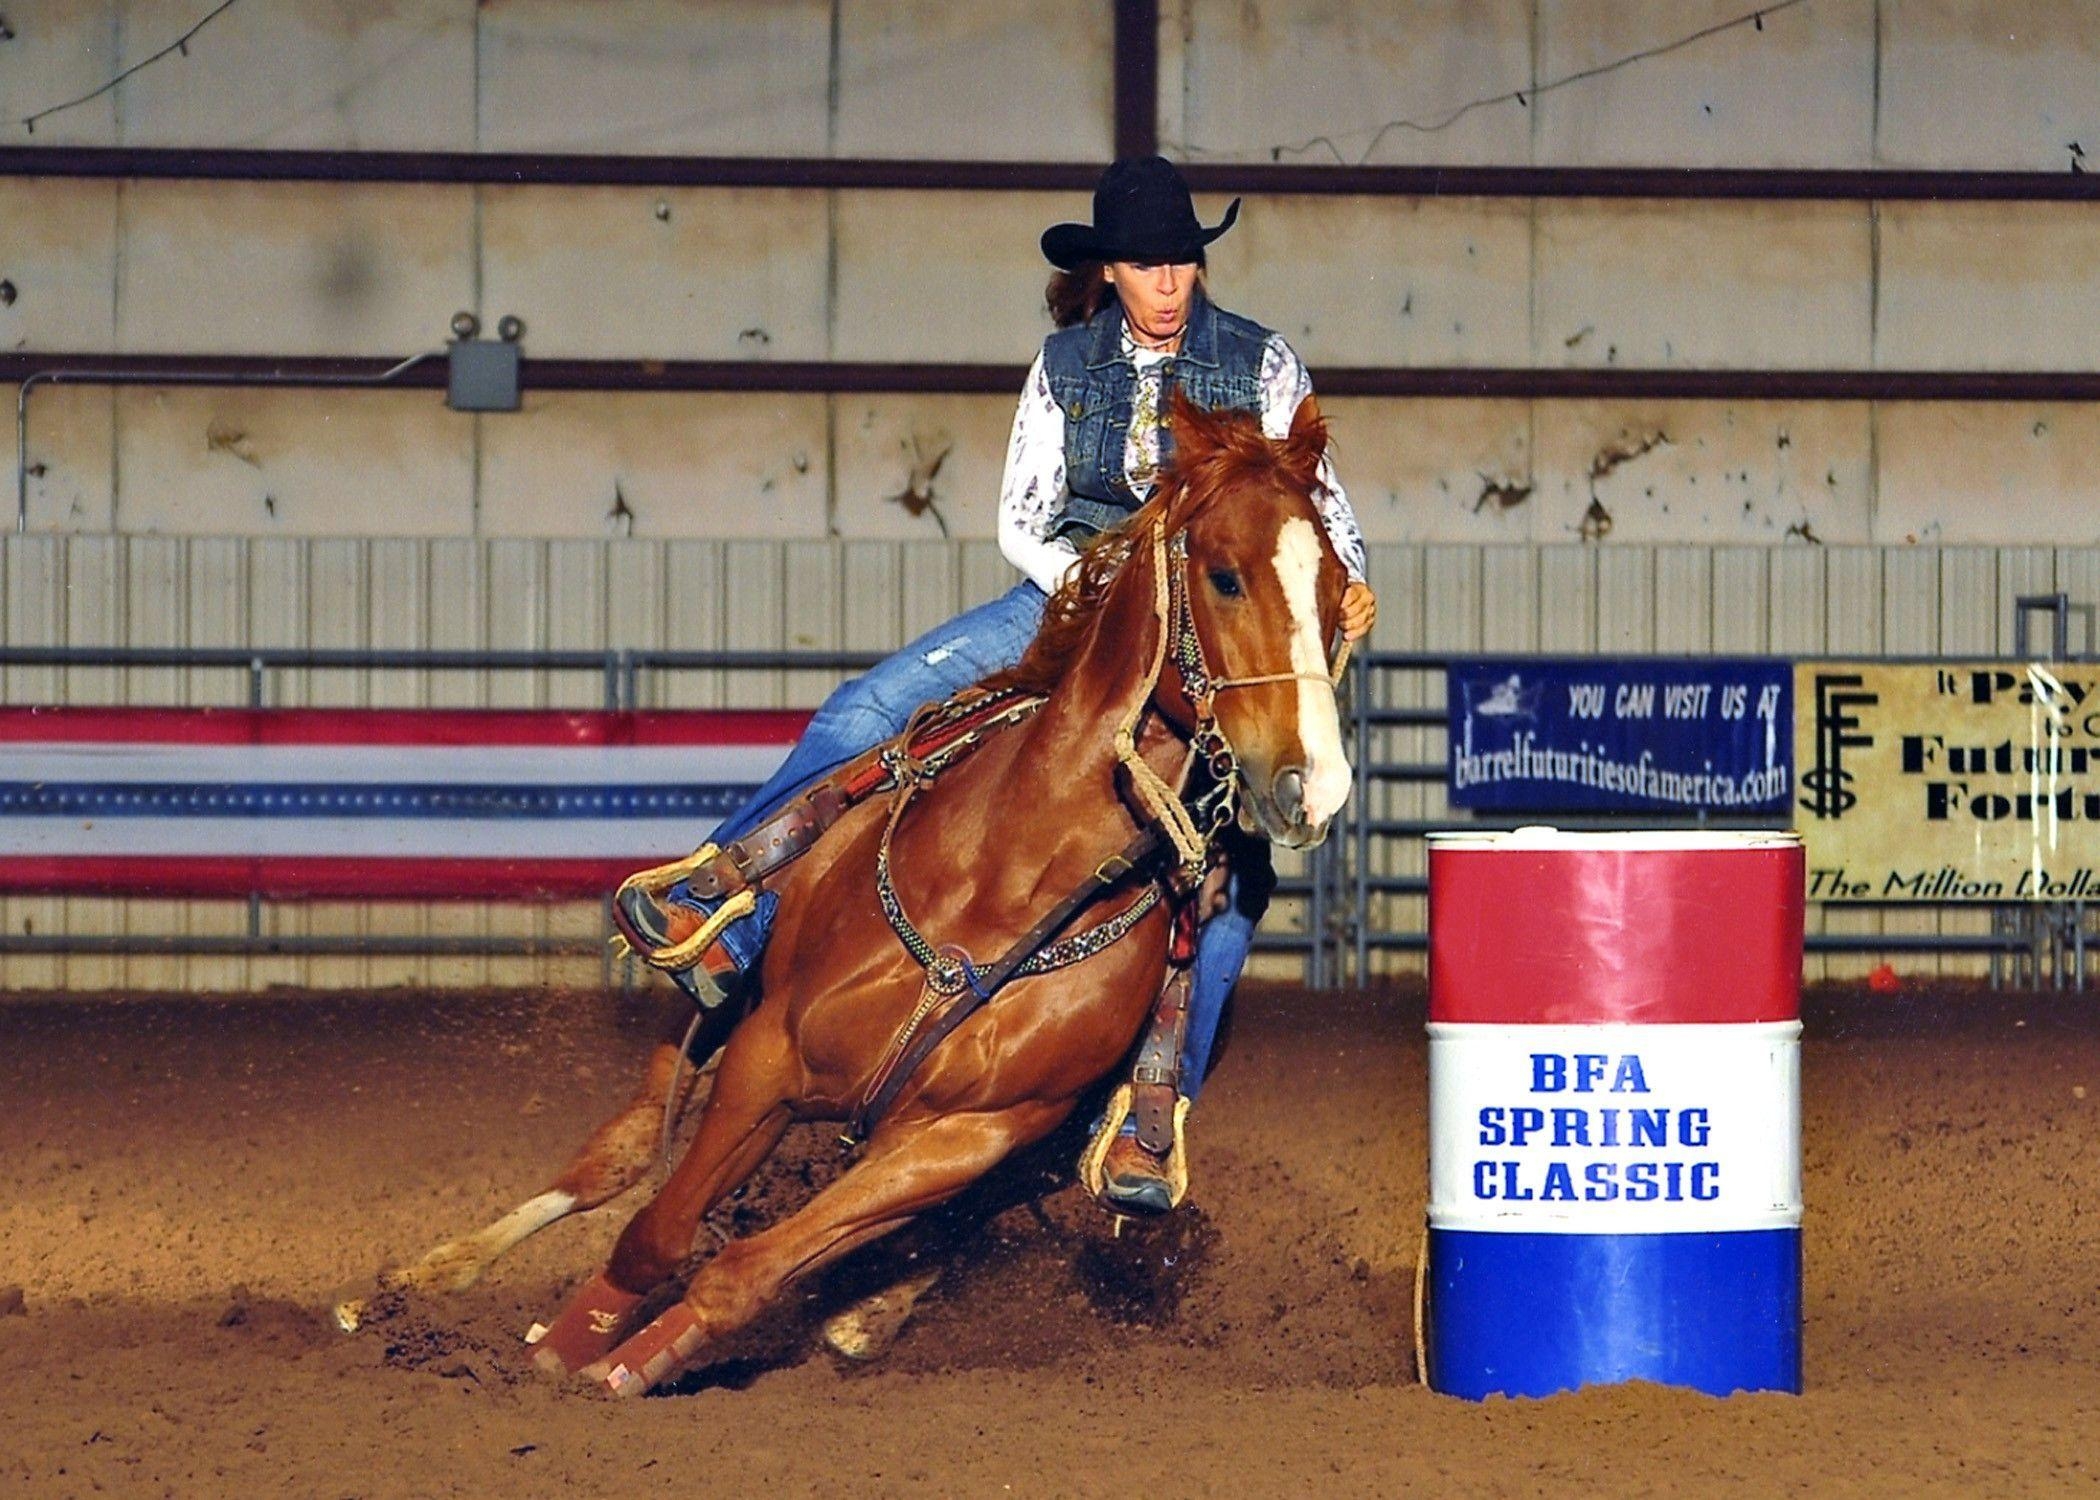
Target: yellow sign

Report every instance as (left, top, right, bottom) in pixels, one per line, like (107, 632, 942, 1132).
(1794, 662, 2100, 902)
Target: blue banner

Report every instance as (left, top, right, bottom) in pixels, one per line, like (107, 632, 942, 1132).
(1447, 659, 1793, 813)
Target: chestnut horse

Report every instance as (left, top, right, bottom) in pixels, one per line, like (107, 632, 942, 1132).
(350, 399, 1351, 1396)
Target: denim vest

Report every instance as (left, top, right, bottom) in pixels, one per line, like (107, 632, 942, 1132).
(1039, 292, 1270, 539)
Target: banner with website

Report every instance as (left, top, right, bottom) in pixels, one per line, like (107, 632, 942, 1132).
(1793, 661, 2100, 902)
(1447, 659, 1793, 815)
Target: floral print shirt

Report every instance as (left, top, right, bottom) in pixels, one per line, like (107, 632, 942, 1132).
(996, 327, 1368, 595)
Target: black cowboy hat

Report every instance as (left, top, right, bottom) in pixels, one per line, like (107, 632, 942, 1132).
(1040, 156, 1241, 270)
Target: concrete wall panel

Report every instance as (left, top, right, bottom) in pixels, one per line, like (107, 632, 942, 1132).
(1535, 0, 1876, 168)
(478, 0, 831, 156)
(1876, 203, 2100, 371)
(1875, 403, 2100, 548)
(0, 179, 119, 351)
(111, 387, 473, 536)
(1167, 0, 1532, 167)
(1318, 397, 1533, 544)
(831, 395, 1012, 540)
(1536, 200, 1872, 369)
(475, 391, 828, 539)
(832, 191, 1057, 364)
(118, 181, 474, 356)
(1877, 0, 2100, 170)
(1207, 196, 1531, 367)
(1529, 399, 1872, 545)
(1, 0, 119, 145)
(118, 0, 475, 150)
(835, 0, 1113, 160)
(12, 385, 117, 531)
(480, 186, 828, 361)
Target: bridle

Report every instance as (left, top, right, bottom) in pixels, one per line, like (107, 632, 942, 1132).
(846, 510, 1352, 1144)
(1114, 520, 1351, 879)
(1164, 526, 1350, 714)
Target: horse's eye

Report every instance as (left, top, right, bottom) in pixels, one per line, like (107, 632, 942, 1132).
(1208, 568, 1243, 599)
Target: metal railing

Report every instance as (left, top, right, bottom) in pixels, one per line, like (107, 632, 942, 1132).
(1, 642, 2085, 987)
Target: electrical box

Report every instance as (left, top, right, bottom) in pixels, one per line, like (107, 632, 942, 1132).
(447, 340, 520, 412)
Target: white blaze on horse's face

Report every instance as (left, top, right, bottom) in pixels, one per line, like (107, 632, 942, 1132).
(1261, 515, 1351, 844)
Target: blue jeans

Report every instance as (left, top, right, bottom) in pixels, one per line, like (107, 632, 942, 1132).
(676, 583, 1050, 970)
(670, 578, 1258, 1098)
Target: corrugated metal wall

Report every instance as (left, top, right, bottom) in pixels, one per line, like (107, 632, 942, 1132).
(3, 535, 2091, 990)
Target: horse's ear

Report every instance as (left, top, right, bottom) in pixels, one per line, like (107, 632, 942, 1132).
(1282, 394, 1329, 486)
(1167, 388, 1230, 458)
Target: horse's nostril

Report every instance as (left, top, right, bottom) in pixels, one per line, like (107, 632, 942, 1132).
(1273, 767, 1306, 819)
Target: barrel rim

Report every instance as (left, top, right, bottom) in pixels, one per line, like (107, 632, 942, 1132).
(1428, 826, 1802, 851)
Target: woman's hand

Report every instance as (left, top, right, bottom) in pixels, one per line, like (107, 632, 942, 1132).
(1340, 580, 1378, 642)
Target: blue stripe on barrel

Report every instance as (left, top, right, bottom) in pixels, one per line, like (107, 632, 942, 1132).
(1427, 1229, 1801, 1399)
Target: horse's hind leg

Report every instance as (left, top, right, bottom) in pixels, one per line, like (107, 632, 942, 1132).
(528, 1017, 797, 1376)
(590, 1098, 1068, 1396)
(339, 1006, 719, 1330)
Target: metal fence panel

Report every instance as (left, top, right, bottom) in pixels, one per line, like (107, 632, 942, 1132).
(4, 536, 2098, 991)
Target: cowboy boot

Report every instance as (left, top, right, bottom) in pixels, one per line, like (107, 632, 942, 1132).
(1082, 968, 1193, 1216)
(611, 846, 758, 1009)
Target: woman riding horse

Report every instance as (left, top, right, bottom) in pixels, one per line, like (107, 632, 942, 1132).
(615, 156, 1376, 1212)
(530, 393, 1354, 1394)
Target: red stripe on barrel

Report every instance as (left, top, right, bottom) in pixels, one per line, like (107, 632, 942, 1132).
(1430, 838, 1803, 1025)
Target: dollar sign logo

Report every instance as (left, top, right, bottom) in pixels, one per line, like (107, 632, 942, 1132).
(1800, 674, 1876, 820)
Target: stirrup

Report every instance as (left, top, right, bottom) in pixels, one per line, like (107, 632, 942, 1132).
(618, 841, 727, 903)
(612, 840, 759, 973)
(646, 887, 757, 973)
(1079, 1083, 1191, 1214)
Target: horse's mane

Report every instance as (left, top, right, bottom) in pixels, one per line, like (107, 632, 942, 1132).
(986, 395, 1328, 698)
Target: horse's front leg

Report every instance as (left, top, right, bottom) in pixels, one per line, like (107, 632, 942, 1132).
(589, 1097, 1070, 1396)
(528, 1015, 797, 1377)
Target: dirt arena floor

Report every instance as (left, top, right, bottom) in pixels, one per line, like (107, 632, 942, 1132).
(3, 976, 2097, 1498)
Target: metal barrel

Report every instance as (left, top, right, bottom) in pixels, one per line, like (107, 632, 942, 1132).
(1424, 828, 1805, 1399)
